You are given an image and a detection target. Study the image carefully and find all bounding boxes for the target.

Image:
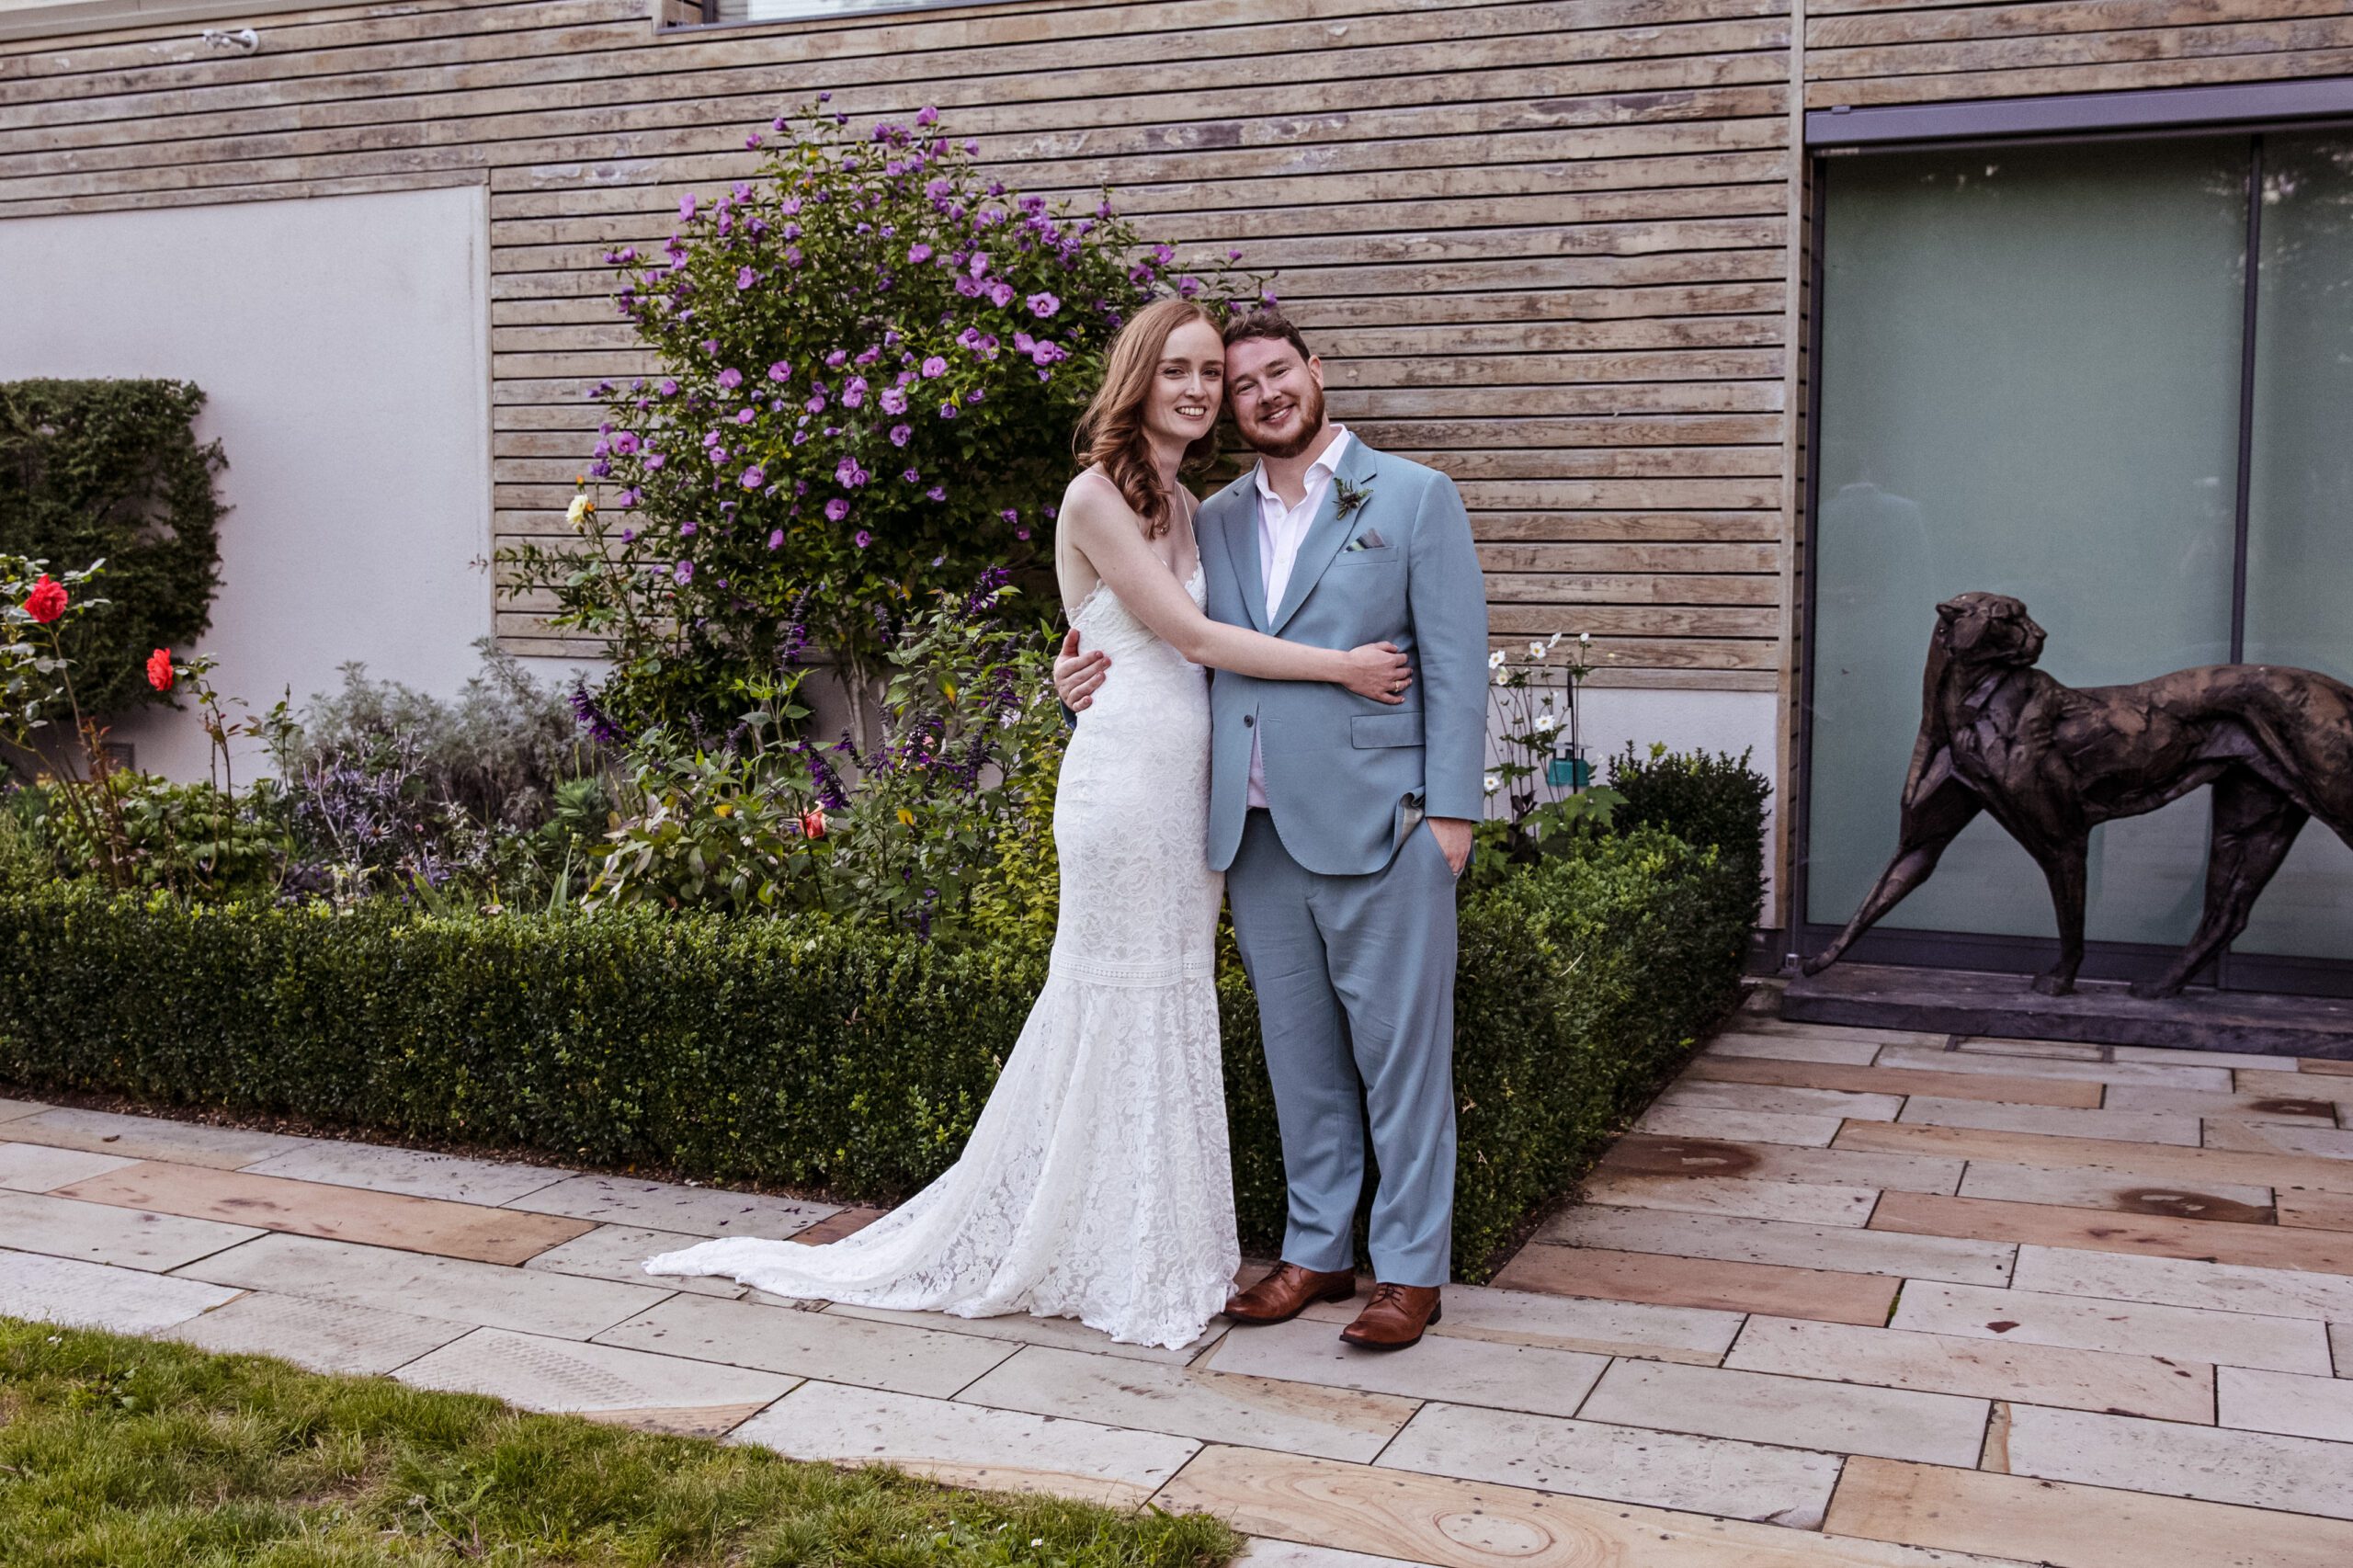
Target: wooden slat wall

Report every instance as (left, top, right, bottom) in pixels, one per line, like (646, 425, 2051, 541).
(1806, 0, 2353, 107)
(0, 0, 1798, 682)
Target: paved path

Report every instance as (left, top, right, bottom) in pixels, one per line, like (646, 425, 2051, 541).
(6, 1009, 2353, 1568)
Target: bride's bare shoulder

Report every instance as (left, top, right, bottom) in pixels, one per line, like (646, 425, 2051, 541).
(1063, 466, 1135, 531)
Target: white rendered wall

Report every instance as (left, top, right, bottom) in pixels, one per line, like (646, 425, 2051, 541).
(1488, 684, 1781, 912)
(0, 183, 506, 782)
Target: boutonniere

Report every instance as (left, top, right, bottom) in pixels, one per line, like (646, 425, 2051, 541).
(1333, 476, 1373, 521)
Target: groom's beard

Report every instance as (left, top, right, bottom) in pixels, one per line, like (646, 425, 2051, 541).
(1241, 380, 1328, 460)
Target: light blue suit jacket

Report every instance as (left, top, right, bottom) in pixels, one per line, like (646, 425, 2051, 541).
(1200, 437, 1490, 876)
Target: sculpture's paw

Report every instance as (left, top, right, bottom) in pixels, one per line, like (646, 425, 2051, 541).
(2129, 977, 2185, 1002)
(2029, 971, 2076, 997)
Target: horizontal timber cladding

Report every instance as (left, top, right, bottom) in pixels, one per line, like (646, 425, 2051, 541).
(3, 0, 1799, 679)
(1804, 1, 2353, 109)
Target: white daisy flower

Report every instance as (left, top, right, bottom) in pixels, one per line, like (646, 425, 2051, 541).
(1483, 773, 1500, 794)
(1487, 649, 1506, 670)
(1535, 712, 1557, 732)
(1579, 631, 1592, 644)
(1528, 641, 1545, 659)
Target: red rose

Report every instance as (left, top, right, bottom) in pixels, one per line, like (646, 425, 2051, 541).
(22, 575, 66, 625)
(801, 809, 827, 840)
(146, 648, 176, 692)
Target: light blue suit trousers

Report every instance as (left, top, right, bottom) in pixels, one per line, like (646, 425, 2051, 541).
(1199, 438, 1489, 1286)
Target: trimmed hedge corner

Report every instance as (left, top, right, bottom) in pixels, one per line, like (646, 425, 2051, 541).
(0, 829, 1752, 1282)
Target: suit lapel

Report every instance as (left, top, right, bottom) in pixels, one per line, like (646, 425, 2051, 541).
(1269, 438, 1378, 635)
(1217, 482, 1270, 632)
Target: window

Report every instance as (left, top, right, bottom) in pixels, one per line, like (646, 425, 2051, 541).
(1804, 130, 2353, 987)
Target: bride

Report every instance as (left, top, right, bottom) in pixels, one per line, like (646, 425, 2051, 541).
(645, 298, 1409, 1348)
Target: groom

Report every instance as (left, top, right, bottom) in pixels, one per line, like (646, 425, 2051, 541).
(1056, 309, 1487, 1350)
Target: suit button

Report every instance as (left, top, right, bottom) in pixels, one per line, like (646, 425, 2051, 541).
(1243, 714, 1256, 727)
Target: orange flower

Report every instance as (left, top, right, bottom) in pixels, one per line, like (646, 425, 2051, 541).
(146, 648, 176, 692)
(22, 574, 66, 625)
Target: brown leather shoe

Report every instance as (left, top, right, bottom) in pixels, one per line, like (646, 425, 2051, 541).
(1339, 1283, 1442, 1350)
(1223, 1263, 1357, 1325)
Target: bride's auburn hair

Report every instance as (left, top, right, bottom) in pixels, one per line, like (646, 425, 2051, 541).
(1074, 297, 1224, 540)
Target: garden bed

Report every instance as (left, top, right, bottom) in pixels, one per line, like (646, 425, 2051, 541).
(0, 825, 1754, 1283)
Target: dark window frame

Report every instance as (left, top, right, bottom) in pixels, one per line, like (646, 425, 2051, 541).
(1791, 79, 2353, 996)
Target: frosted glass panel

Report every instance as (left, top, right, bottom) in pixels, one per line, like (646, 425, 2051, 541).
(1809, 140, 2247, 945)
(2235, 132, 2353, 961)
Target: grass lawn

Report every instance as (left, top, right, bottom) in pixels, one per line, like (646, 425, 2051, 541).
(0, 1316, 1240, 1567)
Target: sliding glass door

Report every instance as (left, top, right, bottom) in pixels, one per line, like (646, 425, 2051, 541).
(1805, 130, 2353, 988)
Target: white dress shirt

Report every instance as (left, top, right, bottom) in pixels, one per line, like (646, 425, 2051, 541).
(1247, 426, 1353, 809)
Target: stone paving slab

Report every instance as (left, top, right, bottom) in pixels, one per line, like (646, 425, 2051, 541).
(2234, 1068, 2353, 1104)
(1658, 1081, 1905, 1122)
(961, 1344, 1416, 1463)
(1236, 1539, 1445, 1568)
(1, 1106, 315, 1169)
(1376, 1399, 1844, 1528)
(2277, 1187, 2353, 1233)
(824, 1300, 1212, 1364)
(2013, 1241, 2353, 1320)
(2201, 1120, 2353, 1161)
(1873, 1190, 2353, 1275)
(1631, 1103, 1847, 1148)
(0, 1139, 138, 1192)
(2218, 1365, 2353, 1440)
(1166, 1445, 2038, 1568)
(1875, 1047, 2233, 1089)
(163, 1289, 469, 1375)
(1825, 1456, 2353, 1568)
(596, 1290, 1017, 1398)
(1577, 1357, 1988, 1467)
(2123, 1045, 2309, 1072)
(0, 1097, 46, 1121)
(1200, 1316, 1609, 1420)
(1890, 1278, 2332, 1374)
(240, 1142, 577, 1206)
(51, 1160, 596, 1265)
(1953, 1037, 2108, 1061)
(2004, 1403, 2353, 1521)
(1954, 1160, 2276, 1221)
(1836, 1119, 2353, 1194)
(525, 1223, 749, 1298)
(1575, 1170, 1879, 1226)
(1296, 1279, 1743, 1363)
(396, 1325, 798, 1426)
(176, 1233, 668, 1339)
(2331, 1321, 2349, 1376)
(0, 1246, 240, 1335)
(1705, 1031, 1885, 1065)
(0, 1187, 261, 1271)
(1493, 1243, 1899, 1326)
(1894, 1096, 2204, 1147)
(736, 1380, 1199, 1507)
(1544, 1205, 2016, 1286)
(1725, 1313, 2213, 1423)
(1598, 1133, 1967, 1196)
(505, 1173, 838, 1238)
(1687, 1053, 2107, 1108)
(2106, 1085, 2341, 1124)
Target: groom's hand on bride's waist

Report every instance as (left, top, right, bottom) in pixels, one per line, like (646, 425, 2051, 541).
(1054, 628, 1110, 713)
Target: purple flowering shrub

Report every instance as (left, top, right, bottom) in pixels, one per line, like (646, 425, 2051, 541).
(585, 572, 1065, 939)
(500, 99, 1265, 733)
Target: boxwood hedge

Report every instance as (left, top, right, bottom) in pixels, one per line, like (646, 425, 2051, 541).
(0, 827, 1754, 1281)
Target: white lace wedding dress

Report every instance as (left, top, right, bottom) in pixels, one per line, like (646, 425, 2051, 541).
(644, 562, 1238, 1348)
